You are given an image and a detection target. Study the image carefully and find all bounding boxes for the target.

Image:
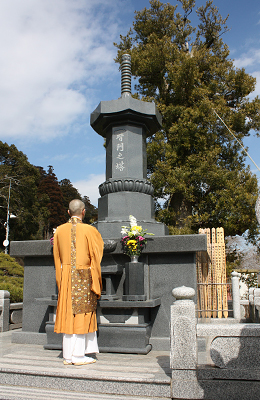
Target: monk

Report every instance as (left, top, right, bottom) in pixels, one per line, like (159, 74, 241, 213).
(53, 199, 103, 366)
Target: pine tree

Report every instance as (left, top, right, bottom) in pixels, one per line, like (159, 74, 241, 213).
(115, 0, 260, 242)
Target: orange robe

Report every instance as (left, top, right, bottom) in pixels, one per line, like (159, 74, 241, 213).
(53, 221, 103, 335)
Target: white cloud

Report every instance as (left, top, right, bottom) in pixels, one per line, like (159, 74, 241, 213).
(234, 49, 260, 69)
(73, 173, 105, 206)
(234, 56, 256, 69)
(0, 0, 127, 141)
(83, 154, 105, 164)
(251, 71, 260, 97)
(233, 48, 260, 98)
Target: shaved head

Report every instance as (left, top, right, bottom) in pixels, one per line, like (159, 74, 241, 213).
(68, 199, 85, 216)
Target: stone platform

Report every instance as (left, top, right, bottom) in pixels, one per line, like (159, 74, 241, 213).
(0, 330, 171, 400)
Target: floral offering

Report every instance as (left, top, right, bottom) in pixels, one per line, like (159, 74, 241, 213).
(121, 215, 153, 257)
(50, 228, 56, 246)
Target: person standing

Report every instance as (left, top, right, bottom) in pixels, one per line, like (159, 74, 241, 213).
(53, 199, 103, 365)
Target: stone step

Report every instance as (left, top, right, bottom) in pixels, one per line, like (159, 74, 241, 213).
(0, 385, 168, 400)
(0, 332, 171, 399)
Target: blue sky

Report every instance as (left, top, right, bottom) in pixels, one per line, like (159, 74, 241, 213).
(1, 0, 260, 206)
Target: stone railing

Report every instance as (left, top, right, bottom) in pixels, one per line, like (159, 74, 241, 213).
(0, 290, 23, 332)
(170, 285, 260, 400)
(248, 287, 260, 323)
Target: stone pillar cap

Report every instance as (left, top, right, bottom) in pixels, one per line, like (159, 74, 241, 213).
(0, 290, 10, 299)
(231, 271, 241, 278)
(172, 286, 195, 300)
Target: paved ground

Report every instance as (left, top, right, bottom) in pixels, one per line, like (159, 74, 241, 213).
(0, 331, 171, 400)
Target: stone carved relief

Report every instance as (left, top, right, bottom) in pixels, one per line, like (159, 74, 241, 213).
(99, 178, 154, 197)
(103, 239, 117, 253)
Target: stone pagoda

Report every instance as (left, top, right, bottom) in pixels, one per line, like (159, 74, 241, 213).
(90, 54, 167, 237)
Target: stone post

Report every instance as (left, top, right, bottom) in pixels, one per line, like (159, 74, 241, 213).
(249, 287, 255, 322)
(252, 288, 260, 323)
(0, 290, 10, 332)
(170, 286, 203, 399)
(231, 271, 241, 320)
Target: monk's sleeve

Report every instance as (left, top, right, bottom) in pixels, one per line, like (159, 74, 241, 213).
(88, 227, 104, 298)
(53, 230, 62, 292)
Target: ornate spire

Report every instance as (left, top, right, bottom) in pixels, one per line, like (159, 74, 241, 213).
(121, 54, 131, 97)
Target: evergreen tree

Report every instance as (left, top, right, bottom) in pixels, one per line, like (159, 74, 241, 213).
(0, 142, 98, 245)
(37, 166, 67, 238)
(59, 178, 82, 220)
(0, 142, 42, 244)
(115, 0, 260, 242)
(58, 179, 98, 224)
(82, 195, 98, 224)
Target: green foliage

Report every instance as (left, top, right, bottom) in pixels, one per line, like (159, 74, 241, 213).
(59, 179, 81, 211)
(241, 270, 258, 291)
(168, 225, 194, 235)
(37, 166, 67, 238)
(58, 180, 98, 225)
(115, 0, 260, 243)
(0, 143, 98, 244)
(0, 142, 44, 244)
(226, 245, 243, 278)
(0, 253, 23, 303)
(82, 195, 98, 224)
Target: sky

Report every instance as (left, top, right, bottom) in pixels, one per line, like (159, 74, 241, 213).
(1, 0, 260, 207)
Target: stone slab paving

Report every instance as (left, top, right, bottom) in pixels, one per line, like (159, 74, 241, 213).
(0, 331, 171, 399)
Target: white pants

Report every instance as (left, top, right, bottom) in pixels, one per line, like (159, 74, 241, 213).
(63, 331, 99, 361)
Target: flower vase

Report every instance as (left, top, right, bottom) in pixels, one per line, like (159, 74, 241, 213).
(123, 256, 146, 301)
(130, 255, 139, 263)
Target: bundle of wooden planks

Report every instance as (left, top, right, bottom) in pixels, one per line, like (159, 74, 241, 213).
(197, 228, 228, 318)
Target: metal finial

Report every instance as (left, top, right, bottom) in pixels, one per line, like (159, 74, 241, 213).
(121, 54, 131, 97)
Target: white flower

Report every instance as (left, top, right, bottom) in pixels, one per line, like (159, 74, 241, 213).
(129, 215, 137, 228)
(121, 226, 128, 235)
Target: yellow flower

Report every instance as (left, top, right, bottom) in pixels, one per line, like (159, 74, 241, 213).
(131, 226, 142, 232)
(127, 239, 137, 246)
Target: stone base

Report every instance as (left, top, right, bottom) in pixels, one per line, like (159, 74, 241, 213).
(12, 331, 48, 346)
(98, 323, 152, 354)
(149, 336, 170, 351)
(44, 321, 62, 350)
(95, 219, 168, 238)
(44, 320, 152, 354)
(122, 295, 147, 301)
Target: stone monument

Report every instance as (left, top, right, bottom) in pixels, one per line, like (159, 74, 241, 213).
(10, 55, 207, 354)
(91, 54, 167, 237)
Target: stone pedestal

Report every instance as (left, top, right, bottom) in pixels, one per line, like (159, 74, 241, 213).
(101, 255, 123, 300)
(170, 286, 202, 399)
(170, 286, 197, 369)
(123, 261, 146, 301)
(0, 290, 10, 332)
(10, 234, 206, 352)
(231, 271, 241, 320)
